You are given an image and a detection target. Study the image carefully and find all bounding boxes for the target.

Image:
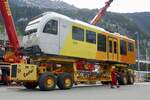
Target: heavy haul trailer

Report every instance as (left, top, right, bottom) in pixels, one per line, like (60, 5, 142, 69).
(11, 12, 135, 90)
(0, 0, 135, 90)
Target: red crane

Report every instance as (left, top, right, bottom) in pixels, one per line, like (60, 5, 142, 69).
(0, 0, 21, 63)
(90, 0, 114, 25)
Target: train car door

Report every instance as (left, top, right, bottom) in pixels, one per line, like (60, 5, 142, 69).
(113, 39, 118, 61)
(108, 37, 118, 61)
(108, 38, 113, 61)
(41, 18, 60, 54)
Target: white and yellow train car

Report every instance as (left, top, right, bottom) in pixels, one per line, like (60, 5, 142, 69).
(23, 12, 136, 65)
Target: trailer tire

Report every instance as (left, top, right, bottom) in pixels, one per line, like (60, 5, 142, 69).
(57, 73, 73, 90)
(38, 72, 56, 91)
(118, 74, 127, 85)
(117, 74, 123, 85)
(23, 82, 38, 89)
(101, 81, 110, 85)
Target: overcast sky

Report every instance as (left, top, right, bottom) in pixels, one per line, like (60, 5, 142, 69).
(61, 0, 150, 13)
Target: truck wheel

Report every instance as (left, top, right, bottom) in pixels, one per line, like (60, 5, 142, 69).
(57, 73, 73, 90)
(23, 82, 38, 89)
(38, 72, 56, 91)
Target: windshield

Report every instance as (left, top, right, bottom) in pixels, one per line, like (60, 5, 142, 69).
(25, 29, 37, 35)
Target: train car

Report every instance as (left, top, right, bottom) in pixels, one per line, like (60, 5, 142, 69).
(23, 12, 136, 65)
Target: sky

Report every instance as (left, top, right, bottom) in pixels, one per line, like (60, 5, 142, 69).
(61, 0, 150, 13)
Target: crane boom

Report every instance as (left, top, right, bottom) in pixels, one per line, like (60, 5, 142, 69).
(0, 0, 20, 51)
(90, 0, 113, 25)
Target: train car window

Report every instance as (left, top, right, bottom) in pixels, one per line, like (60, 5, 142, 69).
(43, 20, 58, 35)
(128, 42, 134, 52)
(120, 40, 127, 55)
(86, 30, 96, 44)
(97, 34, 106, 52)
(72, 26, 84, 41)
(114, 41, 117, 53)
(109, 40, 112, 52)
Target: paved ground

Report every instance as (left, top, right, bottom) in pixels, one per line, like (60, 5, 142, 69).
(0, 83, 150, 100)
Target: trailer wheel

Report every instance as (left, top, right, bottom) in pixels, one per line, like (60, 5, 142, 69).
(101, 81, 110, 85)
(23, 82, 38, 89)
(118, 74, 127, 85)
(38, 72, 56, 91)
(57, 73, 73, 90)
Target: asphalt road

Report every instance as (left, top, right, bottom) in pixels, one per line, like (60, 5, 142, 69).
(0, 83, 150, 100)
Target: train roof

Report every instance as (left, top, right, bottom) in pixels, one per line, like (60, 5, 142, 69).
(30, 12, 135, 42)
(42, 12, 108, 32)
(112, 33, 135, 42)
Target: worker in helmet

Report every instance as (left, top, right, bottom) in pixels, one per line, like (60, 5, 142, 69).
(111, 66, 120, 88)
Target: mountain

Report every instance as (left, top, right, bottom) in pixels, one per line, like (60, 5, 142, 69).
(0, 0, 150, 59)
(126, 12, 150, 33)
(9, 0, 78, 10)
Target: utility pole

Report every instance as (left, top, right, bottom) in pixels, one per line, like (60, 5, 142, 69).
(135, 32, 140, 71)
(135, 32, 140, 82)
(146, 48, 148, 81)
(145, 43, 150, 81)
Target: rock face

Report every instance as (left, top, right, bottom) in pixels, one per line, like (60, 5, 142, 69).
(9, 0, 78, 10)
